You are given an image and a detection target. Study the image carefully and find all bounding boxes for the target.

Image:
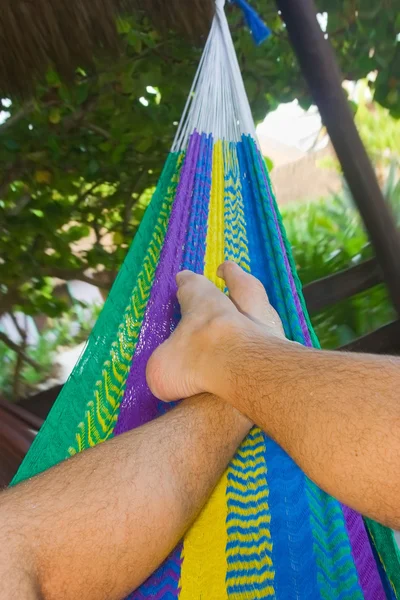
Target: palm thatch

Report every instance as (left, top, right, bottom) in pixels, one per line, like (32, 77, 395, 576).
(0, 0, 215, 97)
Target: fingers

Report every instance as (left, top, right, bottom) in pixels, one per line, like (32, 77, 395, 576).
(217, 261, 283, 333)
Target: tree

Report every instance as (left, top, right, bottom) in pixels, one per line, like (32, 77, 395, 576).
(0, 0, 398, 349)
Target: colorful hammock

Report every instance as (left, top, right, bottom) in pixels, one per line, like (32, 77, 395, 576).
(12, 0, 400, 598)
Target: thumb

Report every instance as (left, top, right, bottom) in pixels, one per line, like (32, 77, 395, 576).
(217, 261, 282, 332)
(176, 270, 224, 317)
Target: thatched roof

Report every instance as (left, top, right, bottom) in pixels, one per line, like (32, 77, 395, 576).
(0, 0, 215, 97)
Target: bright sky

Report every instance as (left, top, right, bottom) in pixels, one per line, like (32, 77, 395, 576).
(0, 97, 11, 124)
(257, 100, 324, 152)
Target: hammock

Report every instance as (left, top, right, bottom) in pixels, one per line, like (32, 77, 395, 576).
(12, 0, 400, 597)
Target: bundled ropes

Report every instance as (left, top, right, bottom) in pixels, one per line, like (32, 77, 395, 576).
(12, 0, 400, 597)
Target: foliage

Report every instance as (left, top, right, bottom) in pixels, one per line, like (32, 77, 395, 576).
(0, 304, 101, 399)
(320, 79, 400, 175)
(320, 1, 400, 118)
(355, 97, 400, 168)
(0, 0, 398, 321)
(282, 170, 400, 349)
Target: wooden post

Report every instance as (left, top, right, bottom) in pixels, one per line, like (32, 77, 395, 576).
(275, 0, 400, 315)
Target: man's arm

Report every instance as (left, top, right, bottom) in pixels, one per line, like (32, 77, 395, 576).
(221, 333, 400, 528)
(0, 396, 250, 600)
(148, 261, 400, 529)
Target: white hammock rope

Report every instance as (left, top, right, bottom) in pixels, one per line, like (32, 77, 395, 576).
(172, 0, 257, 151)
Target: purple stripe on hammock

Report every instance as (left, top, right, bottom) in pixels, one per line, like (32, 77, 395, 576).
(119, 132, 213, 600)
(254, 140, 385, 599)
(117, 131, 200, 600)
(153, 132, 214, 420)
(114, 131, 201, 435)
(342, 505, 386, 600)
(126, 548, 182, 600)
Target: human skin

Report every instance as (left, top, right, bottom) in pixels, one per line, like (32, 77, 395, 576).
(0, 395, 250, 600)
(1, 261, 399, 600)
(0, 263, 267, 600)
(147, 261, 400, 529)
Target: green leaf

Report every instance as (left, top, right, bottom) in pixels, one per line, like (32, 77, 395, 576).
(99, 141, 113, 153)
(264, 156, 274, 172)
(46, 69, 61, 86)
(113, 231, 124, 245)
(120, 71, 135, 94)
(49, 108, 61, 124)
(116, 17, 131, 34)
(348, 100, 358, 116)
(58, 85, 72, 103)
(135, 138, 153, 153)
(30, 209, 45, 218)
(88, 159, 100, 174)
(127, 31, 143, 53)
(111, 144, 127, 164)
(76, 83, 89, 105)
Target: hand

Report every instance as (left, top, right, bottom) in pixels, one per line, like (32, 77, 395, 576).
(146, 261, 286, 402)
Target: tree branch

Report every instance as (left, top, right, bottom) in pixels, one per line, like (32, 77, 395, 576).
(9, 312, 26, 340)
(0, 100, 59, 134)
(74, 180, 103, 208)
(0, 289, 23, 319)
(0, 332, 40, 370)
(123, 172, 147, 237)
(85, 123, 112, 140)
(12, 314, 28, 400)
(63, 96, 98, 132)
(0, 163, 28, 200)
(40, 267, 114, 290)
(0, 266, 113, 321)
(0, 101, 34, 133)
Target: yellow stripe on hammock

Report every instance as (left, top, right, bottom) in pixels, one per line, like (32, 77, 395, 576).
(179, 140, 228, 600)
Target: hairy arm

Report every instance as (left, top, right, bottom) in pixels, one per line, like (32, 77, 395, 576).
(0, 397, 250, 600)
(217, 329, 400, 528)
(148, 262, 400, 529)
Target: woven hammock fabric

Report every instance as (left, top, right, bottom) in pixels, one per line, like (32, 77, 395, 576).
(12, 0, 400, 598)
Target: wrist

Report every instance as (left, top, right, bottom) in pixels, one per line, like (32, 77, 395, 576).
(206, 317, 294, 414)
(200, 315, 256, 401)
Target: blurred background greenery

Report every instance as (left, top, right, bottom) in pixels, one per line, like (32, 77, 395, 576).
(283, 167, 399, 350)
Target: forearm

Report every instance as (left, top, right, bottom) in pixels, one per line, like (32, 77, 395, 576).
(0, 396, 250, 600)
(146, 263, 400, 528)
(217, 327, 400, 527)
